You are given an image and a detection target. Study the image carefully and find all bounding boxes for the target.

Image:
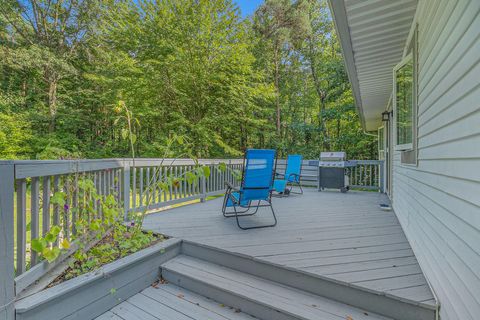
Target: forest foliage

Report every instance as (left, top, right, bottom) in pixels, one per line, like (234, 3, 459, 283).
(0, 0, 377, 160)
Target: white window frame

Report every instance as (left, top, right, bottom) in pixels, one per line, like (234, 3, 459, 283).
(393, 52, 414, 151)
(378, 126, 385, 160)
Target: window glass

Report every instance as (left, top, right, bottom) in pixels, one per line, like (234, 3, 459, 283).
(378, 127, 385, 160)
(395, 58, 413, 146)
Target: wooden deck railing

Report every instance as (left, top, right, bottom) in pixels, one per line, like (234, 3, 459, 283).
(0, 158, 243, 317)
(0, 157, 383, 319)
(347, 160, 384, 191)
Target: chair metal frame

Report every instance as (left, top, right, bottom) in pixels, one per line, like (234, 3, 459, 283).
(222, 150, 277, 230)
(274, 155, 304, 197)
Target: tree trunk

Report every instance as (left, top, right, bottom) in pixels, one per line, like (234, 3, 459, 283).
(273, 42, 281, 136)
(48, 79, 58, 133)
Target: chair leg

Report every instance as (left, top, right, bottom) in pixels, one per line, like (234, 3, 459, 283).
(235, 201, 277, 230)
(289, 181, 303, 195)
(224, 203, 258, 217)
(223, 192, 258, 217)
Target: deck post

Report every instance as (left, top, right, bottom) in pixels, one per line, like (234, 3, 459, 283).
(200, 174, 206, 203)
(379, 160, 385, 193)
(123, 161, 131, 221)
(0, 162, 16, 320)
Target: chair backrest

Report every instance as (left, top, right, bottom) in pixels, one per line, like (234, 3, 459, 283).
(285, 154, 302, 182)
(241, 149, 276, 201)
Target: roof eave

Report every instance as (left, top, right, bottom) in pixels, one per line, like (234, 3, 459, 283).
(327, 0, 367, 131)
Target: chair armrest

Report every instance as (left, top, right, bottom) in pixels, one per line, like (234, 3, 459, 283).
(225, 181, 240, 191)
(287, 173, 301, 182)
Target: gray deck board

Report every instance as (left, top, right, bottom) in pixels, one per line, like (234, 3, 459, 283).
(162, 255, 392, 320)
(110, 301, 158, 320)
(94, 311, 123, 320)
(143, 189, 436, 307)
(95, 283, 256, 320)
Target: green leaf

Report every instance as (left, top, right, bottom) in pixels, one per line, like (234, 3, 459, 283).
(131, 134, 137, 144)
(43, 247, 61, 263)
(202, 166, 211, 177)
(50, 192, 66, 206)
(218, 162, 227, 172)
(121, 128, 128, 140)
(50, 225, 61, 236)
(176, 135, 184, 145)
(90, 220, 101, 231)
(31, 238, 46, 253)
(157, 182, 168, 191)
(186, 172, 196, 184)
(45, 232, 57, 243)
(61, 239, 71, 249)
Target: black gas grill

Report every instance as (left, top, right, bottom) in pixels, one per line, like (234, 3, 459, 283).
(317, 152, 357, 193)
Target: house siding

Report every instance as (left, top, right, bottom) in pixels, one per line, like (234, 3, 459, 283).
(391, 0, 480, 319)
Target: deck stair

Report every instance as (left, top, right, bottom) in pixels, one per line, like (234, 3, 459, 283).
(161, 242, 436, 320)
(162, 254, 391, 320)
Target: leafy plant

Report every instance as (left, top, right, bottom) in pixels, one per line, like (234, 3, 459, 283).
(31, 225, 68, 263)
(34, 102, 220, 280)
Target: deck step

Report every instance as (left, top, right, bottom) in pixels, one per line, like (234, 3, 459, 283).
(95, 283, 256, 320)
(162, 255, 392, 320)
(179, 241, 436, 320)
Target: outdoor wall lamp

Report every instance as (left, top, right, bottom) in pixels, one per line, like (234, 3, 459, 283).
(382, 111, 390, 122)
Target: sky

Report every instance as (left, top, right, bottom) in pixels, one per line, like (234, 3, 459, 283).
(234, 0, 264, 17)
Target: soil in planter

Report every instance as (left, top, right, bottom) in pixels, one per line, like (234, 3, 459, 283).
(48, 230, 166, 288)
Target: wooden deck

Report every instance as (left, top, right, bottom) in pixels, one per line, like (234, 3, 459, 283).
(143, 189, 435, 307)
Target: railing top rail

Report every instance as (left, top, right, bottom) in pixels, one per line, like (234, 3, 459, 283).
(1, 158, 244, 165)
(353, 160, 384, 165)
(4, 157, 382, 180)
(8, 158, 244, 179)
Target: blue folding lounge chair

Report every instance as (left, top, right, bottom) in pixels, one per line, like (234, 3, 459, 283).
(273, 154, 303, 196)
(222, 149, 277, 230)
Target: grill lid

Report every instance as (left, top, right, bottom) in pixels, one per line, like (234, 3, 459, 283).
(320, 152, 346, 161)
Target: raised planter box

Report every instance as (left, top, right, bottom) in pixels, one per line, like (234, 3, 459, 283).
(15, 238, 182, 320)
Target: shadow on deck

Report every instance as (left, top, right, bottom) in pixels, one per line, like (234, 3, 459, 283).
(143, 189, 436, 308)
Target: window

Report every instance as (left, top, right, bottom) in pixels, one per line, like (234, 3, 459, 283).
(378, 126, 385, 160)
(394, 53, 414, 150)
(393, 24, 418, 165)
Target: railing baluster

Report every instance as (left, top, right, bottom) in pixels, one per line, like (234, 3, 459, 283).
(42, 176, 50, 236)
(212, 165, 216, 191)
(174, 166, 178, 199)
(64, 178, 70, 241)
(184, 165, 188, 198)
(92, 172, 97, 213)
(72, 173, 78, 235)
(16, 179, 27, 275)
(107, 170, 112, 196)
(185, 165, 192, 196)
(139, 167, 144, 207)
(178, 166, 183, 200)
(110, 169, 114, 195)
(152, 166, 157, 204)
(146, 167, 150, 207)
(369, 165, 373, 187)
(95, 172, 100, 220)
(207, 165, 210, 192)
(117, 169, 120, 203)
(132, 166, 136, 210)
(158, 166, 163, 203)
(123, 164, 130, 221)
(112, 169, 116, 197)
(30, 177, 40, 266)
(168, 167, 173, 200)
(53, 176, 60, 245)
